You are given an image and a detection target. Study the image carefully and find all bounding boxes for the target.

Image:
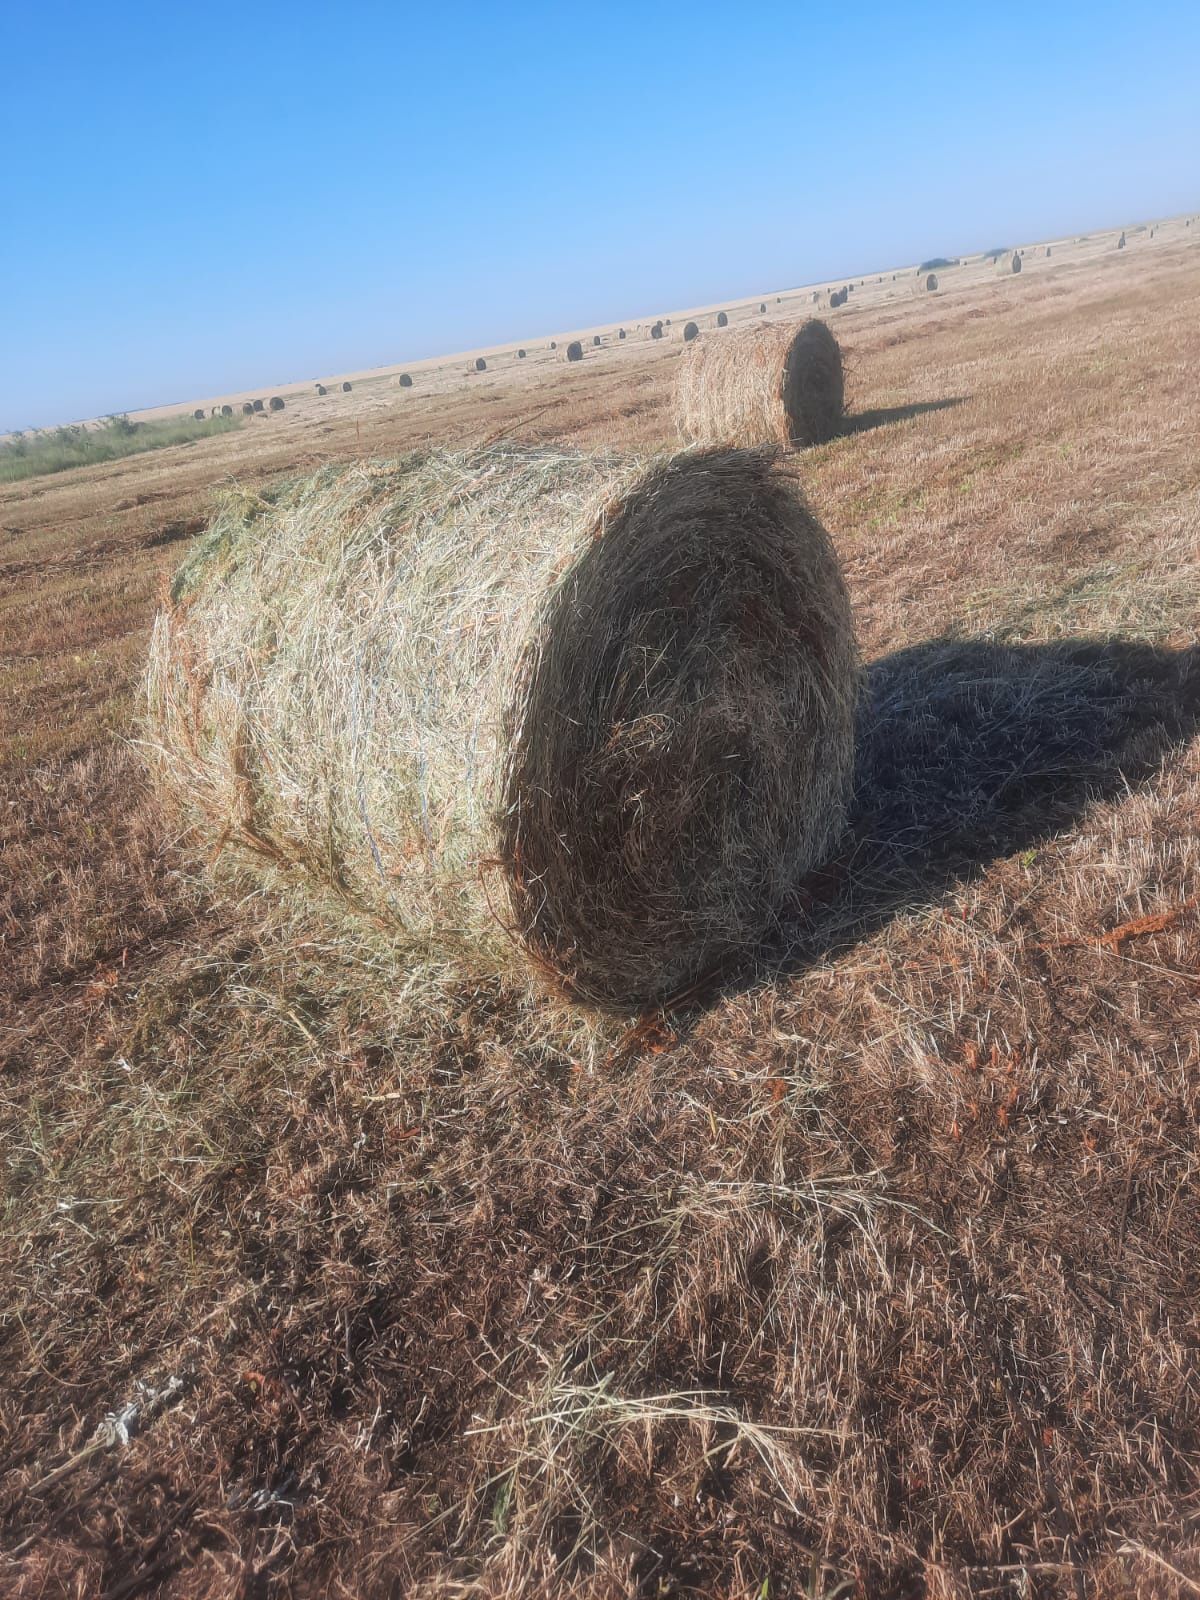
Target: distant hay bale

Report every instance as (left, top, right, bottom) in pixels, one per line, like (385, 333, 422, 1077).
(342, 382, 353, 392)
(716, 311, 729, 327)
(517, 349, 526, 359)
(1046, 246, 1052, 257)
(1011, 252, 1022, 274)
(550, 341, 557, 350)
(566, 341, 584, 361)
(618, 328, 626, 339)
(926, 273, 938, 291)
(1117, 231, 1126, 249)
(675, 319, 844, 448)
(145, 446, 857, 1008)
(316, 385, 328, 396)
(760, 302, 767, 313)
(269, 397, 285, 412)
(398, 374, 413, 388)
(592, 335, 601, 347)
(650, 321, 664, 339)
(682, 321, 700, 342)
(252, 400, 265, 413)
(193, 409, 206, 421)
(242, 403, 255, 415)
(221, 405, 233, 417)
(475, 358, 487, 371)
(812, 292, 820, 303)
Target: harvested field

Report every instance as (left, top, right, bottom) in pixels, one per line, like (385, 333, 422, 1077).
(2, 219, 1199, 1600)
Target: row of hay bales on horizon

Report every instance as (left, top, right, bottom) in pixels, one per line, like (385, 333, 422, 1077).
(148, 220, 1176, 1009)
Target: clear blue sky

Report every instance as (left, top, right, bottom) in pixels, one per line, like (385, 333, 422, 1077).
(3, 1, 1197, 431)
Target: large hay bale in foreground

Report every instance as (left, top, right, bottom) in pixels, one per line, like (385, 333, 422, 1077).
(675, 319, 844, 448)
(145, 447, 857, 1008)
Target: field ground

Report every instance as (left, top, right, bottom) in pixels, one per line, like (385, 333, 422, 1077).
(2, 218, 1199, 1598)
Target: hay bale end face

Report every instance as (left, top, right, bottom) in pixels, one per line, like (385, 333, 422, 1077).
(193, 409, 206, 421)
(550, 341, 557, 350)
(269, 396, 285, 412)
(566, 340, 584, 362)
(592, 335, 601, 346)
(221, 404, 233, 417)
(759, 302, 767, 313)
(316, 385, 328, 395)
(682, 321, 700, 342)
(475, 357, 487, 371)
(342, 381, 353, 392)
(1046, 246, 1052, 257)
(146, 446, 857, 1009)
(1011, 251, 1022, 274)
(517, 349, 526, 358)
(650, 321, 664, 339)
(252, 400, 265, 412)
(618, 328, 626, 340)
(1117, 231, 1126, 249)
(926, 273, 938, 291)
(242, 402, 255, 415)
(398, 374, 413, 388)
(716, 310, 729, 327)
(675, 318, 844, 449)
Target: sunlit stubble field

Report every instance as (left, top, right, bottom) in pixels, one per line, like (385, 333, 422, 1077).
(1, 217, 1199, 1598)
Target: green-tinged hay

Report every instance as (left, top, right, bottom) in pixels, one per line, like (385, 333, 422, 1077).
(269, 396, 285, 412)
(398, 373, 412, 387)
(675, 319, 844, 449)
(682, 321, 700, 341)
(716, 310, 729, 327)
(566, 340, 584, 361)
(144, 446, 857, 1008)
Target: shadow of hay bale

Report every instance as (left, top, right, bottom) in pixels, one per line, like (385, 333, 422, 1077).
(844, 396, 966, 435)
(714, 636, 1200, 1000)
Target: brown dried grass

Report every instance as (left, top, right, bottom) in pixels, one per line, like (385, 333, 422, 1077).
(675, 319, 845, 449)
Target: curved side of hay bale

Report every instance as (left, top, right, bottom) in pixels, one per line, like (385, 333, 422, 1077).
(145, 447, 856, 1008)
(398, 374, 413, 388)
(269, 397, 285, 412)
(674, 319, 844, 449)
(682, 321, 699, 342)
(475, 357, 487, 371)
(566, 340, 584, 362)
(716, 311, 729, 328)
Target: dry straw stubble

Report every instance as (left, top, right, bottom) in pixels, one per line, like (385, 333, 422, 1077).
(145, 447, 857, 1008)
(675, 318, 845, 449)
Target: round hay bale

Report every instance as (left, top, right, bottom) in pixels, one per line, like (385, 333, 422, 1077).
(193, 409, 206, 421)
(221, 404, 234, 417)
(926, 273, 938, 291)
(1011, 252, 1022, 274)
(475, 357, 487, 371)
(398, 374, 413, 388)
(566, 340, 584, 361)
(650, 321, 664, 339)
(675, 319, 844, 448)
(252, 399, 265, 413)
(316, 384, 328, 395)
(759, 303, 767, 313)
(592, 335, 601, 347)
(145, 446, 857, 1009)
(1046, 246, 1052, 257)
(242, 402, 255, 415)
(1117, 231, 1126, 249)
(269, 396, 285, 412)
(716, 311, 729, 328)
(618, 328, 626, 340)
(517, 348, 526, 359)
(550, 341, 557, 350)
(812, 292, 820, 303)
(682, 321, 700, 342)
(342, 381, 353, 392)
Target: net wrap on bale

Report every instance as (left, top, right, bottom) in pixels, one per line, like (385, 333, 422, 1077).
(675, 319, 844, 448)
(145, 446, 857, 1007)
